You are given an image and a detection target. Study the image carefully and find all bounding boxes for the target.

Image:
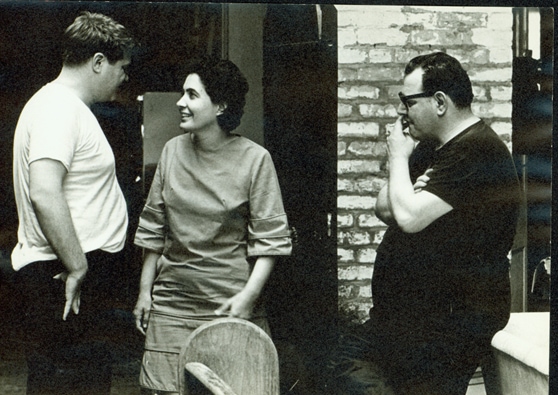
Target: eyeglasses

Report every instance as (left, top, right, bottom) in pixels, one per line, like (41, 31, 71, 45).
(398, 91, 432, 109)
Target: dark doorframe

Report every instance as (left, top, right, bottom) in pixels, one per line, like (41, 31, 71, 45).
(262, 5, 338, 392)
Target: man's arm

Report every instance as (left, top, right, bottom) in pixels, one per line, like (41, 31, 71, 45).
(386, 119, 453, 233)
(29, 158, 88, 320)
(375, 184, 396, 226)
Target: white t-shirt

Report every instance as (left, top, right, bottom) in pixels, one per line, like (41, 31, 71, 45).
(11, 82, 128, 270)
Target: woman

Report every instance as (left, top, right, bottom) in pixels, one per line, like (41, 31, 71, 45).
(133, 57, 292, 394)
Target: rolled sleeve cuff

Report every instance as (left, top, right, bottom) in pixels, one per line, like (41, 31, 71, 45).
(248, 214, 292, 257)
(133, 206, 166, 253)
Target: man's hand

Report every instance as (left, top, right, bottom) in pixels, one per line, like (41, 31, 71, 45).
(414, 168, 433, 193)
(386, 116, 416, 160)
(53, 266, 87, 320)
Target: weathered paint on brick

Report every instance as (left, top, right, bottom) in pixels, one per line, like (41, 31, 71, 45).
(356, 248, 377, 263)
(338, 214, 354, 228)
(338, 141, 347, 156)
(469, 68, 513, 82)
(338, 195, 376, 210)
(338, 247, 355, 262)
(472, 102, 512, 118)
(338, 103, 353, 118)
(338, 159, 382, 174)
(490, 86, 513, 101)
(358, 214, 385, 229)
(338, 122, 380, 138)
(359, 103, 398, 118)
(338, 265, 374, 281)
(348, 141, 388, 158)
(339, 85, 381, 100)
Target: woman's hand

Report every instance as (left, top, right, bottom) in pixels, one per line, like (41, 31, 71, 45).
(214, 289, 257, 320)
(133, 292, 152, 335)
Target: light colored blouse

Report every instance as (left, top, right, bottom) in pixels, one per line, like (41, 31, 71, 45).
(134, 133, 292, 318)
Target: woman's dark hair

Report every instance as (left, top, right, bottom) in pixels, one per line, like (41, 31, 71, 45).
(183, 57, 249, 133)
(404, 52, 474, 109)
(62, 11, 136, 66)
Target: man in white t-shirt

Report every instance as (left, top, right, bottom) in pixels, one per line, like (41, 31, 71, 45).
(12, 12, 136, 395)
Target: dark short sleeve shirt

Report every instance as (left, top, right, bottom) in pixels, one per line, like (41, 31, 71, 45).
(372, 121, 520, 337)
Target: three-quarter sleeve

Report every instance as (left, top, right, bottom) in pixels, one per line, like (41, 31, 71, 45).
(247, 151, 292, 257)
(134, 148, 167, 254)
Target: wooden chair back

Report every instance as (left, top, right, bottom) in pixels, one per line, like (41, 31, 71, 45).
(178, 317, 280, 395)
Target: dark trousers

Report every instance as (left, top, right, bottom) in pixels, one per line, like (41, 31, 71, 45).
(328, 320, 489, 395)
(18, 250, 122, 395)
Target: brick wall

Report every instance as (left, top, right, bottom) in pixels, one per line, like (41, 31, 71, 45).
(336, 5, 514, 322)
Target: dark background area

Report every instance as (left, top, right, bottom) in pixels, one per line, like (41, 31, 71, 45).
(0, 2, 223, 252)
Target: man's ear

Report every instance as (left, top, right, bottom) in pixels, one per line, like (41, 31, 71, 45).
(216, 103, 227, 116)
(434, 91, 448, 115)
(92, 53, 106, 73)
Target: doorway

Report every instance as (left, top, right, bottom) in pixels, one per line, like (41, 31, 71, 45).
(262, 5, 338, 392)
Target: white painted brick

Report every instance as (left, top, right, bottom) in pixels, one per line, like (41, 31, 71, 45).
(338, 178, 355, 193)
(359, 286, 372, 298)
(469, 68, 512, 82)
(485, 9, 513, 31)
(358, 214, 384, 228)
(357, 27, 408, 46)
(436, 10, 488, 29)
(359, 103, 399, 118)
(338, 103, 353, 118)
(472, 86, 488, 101)
(356, 248, 377, 263)
(358, 66, 404, 82)
(339, 68, 358, 82)
(338, 214, 354, 228)
(368, 48, 394, 63)
(338, 248, 355, 262)
(348, 141, 387, 157)
(338, 195, 376, 210)
(489, 47, 513, 64)
(471, 29, 512, 50)
(339, 46, 368, 64)
(358, 177, 386, 194)
(339, 122, 380, 138)
(339, 230, 372, 246)
(338, 284, 353, 298)
(490, 121, 512, 136)
(338, 141, 347, 156)
(490, 85, 513, 101)
(472, 102, 512, 118)
(338, 265, 374, 281)
(338, 27, 358, 47)
(403, 9, 437, 27)
(340, 85, 381, 100)
(338, 160, 382, 174)
(336, 6, 403, 30)
(373, 229, 387, 244)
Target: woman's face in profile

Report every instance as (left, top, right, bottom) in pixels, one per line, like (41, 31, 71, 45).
(176, 73, 222, 132)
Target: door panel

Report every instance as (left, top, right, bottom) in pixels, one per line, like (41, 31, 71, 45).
(262, 4, 338, 383)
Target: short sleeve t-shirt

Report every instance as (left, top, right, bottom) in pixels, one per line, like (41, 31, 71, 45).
(12, 83, 128, 270)
(373, 121, 520, 328)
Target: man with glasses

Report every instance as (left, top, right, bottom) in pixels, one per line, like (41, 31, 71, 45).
(12, 12, 136, 394)
(330, 52, 520, 394)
